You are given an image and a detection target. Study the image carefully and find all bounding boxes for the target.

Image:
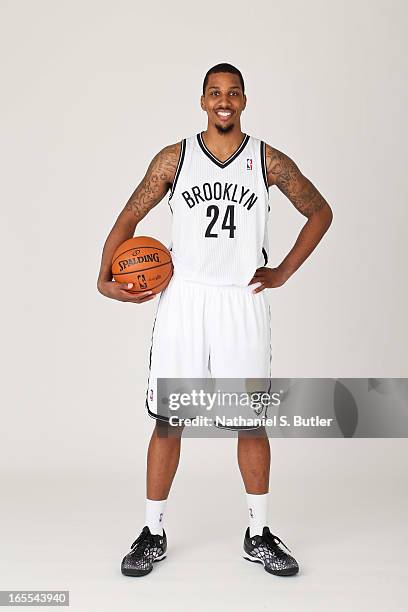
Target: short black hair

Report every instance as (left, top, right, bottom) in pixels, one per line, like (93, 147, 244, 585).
(203, 63, 245, 95)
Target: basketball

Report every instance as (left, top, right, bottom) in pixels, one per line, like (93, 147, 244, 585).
(111, 236, 173, 294)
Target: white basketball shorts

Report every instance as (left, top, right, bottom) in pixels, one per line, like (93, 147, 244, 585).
(145, 273, 272, 426)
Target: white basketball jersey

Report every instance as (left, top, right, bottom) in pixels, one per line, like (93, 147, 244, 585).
(168, 132, 270, 286)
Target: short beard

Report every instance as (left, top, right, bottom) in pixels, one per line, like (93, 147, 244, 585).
(214, 123, 234, 135)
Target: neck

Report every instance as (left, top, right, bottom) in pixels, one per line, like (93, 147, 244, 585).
(202, 123, 245, 153)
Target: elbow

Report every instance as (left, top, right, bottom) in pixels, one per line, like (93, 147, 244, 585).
(307, 202, 333, 232)
(307, 203, 333, 234)
(325, 204, 333, 229)
(319, 203, 333, 232)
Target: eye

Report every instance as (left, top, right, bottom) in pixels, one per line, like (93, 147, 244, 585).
(230, 91, 238, 96)
(210, 91, 219, 96)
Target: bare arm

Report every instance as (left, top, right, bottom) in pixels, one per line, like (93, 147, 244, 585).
(249, 144, 333, 291)
(97, 142, 180, 302)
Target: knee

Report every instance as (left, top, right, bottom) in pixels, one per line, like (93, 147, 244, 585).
(154, 420, 185, 440)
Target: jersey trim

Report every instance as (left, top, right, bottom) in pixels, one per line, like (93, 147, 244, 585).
(262, 247, 268, 266)
(260, 140, 271, 212)
(169, 139, 186, 203)
(197, 132, 250, 168)
(260, 141, 269, 191)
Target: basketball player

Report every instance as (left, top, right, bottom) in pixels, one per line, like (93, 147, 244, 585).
(97, 64, 333, 577)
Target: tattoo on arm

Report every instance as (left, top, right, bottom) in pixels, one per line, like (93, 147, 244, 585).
(265, 144, 327, 217)
(124, 142, 181, 220)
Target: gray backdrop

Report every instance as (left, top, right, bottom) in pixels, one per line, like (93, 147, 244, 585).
(1, 1, 407, 610)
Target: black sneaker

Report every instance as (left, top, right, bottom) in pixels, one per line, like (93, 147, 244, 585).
(243, 526, 299, 576)
(121, 526, 167, 577)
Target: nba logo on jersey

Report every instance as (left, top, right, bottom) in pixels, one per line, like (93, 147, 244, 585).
(246, 158, 253, 170)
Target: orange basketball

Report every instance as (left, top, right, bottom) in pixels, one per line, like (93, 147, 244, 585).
(111, 236, 173, 294)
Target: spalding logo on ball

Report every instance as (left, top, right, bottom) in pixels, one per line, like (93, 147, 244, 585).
(111, 236, 173, 294)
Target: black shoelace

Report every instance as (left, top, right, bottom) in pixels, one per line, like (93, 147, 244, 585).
(130, 529, 155, 556)
(264, 531, 292, 555)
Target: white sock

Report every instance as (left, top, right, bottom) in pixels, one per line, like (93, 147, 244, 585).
(246, 493, 269, 537)
(145, 498, 167, 535)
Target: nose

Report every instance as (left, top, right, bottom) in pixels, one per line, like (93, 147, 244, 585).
(218, 93, 232, 108)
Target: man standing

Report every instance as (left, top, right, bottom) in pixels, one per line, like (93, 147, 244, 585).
(97, 63, 332, 577)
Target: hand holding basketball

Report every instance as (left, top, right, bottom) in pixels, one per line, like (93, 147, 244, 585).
(97, 279, 156, 303)
(99, 235, 173, 303)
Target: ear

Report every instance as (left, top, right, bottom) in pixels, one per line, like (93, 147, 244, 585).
(242, 94, 247, 111)
(200, 95, 206, 111)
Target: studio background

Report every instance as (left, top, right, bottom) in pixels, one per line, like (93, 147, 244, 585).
(1, 1, 407, 610)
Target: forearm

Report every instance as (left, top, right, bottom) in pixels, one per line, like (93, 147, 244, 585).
(278, 207, 333, 280)
(97, 213, 137, 289)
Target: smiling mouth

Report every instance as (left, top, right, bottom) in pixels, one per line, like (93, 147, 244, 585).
(215, 110, 233, 121)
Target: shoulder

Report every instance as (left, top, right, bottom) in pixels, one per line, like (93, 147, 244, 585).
(157, 141, 183, 167)
(148, 141, 183, 183)
(264, 143, 301, 186)
(264, 143, 288, 170)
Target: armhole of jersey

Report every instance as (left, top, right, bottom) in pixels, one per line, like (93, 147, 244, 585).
(260, 140, 269, 192)
(262, 247, 268, 266)
(169, 139, 186, 201)
(260, 140, 270, 212)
